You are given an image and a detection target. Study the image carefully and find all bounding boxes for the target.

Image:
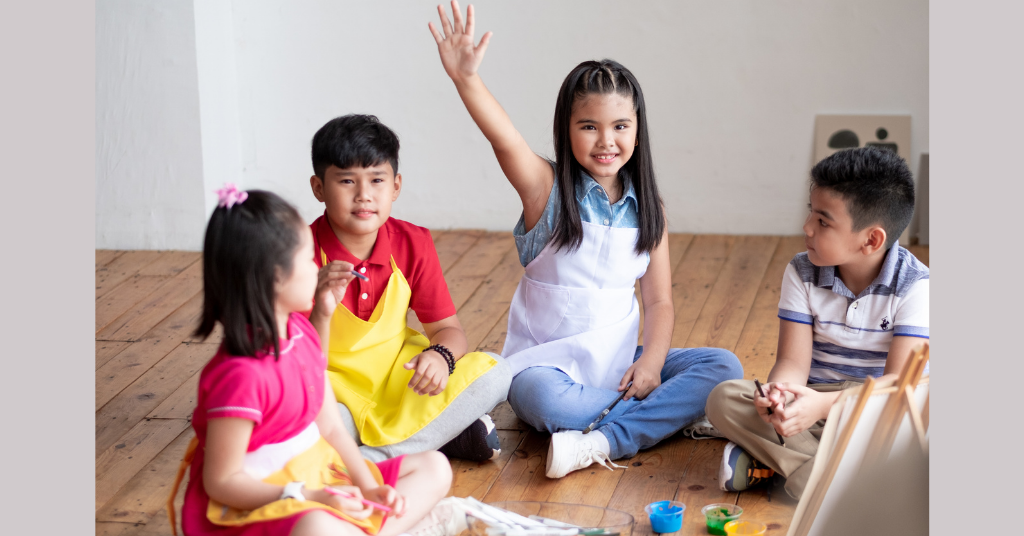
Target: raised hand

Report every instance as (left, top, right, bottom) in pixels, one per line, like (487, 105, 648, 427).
(428, 1, 492, 83)
(313, 260, 355, 320)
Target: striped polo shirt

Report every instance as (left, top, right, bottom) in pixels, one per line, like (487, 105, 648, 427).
(778, 242, 929, 384)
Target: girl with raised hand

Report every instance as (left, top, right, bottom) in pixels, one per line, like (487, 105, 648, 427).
(429, 2, 743, 478)
(170, 186, 465, 536)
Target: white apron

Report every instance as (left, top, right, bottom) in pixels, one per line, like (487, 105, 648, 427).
(502, 220, 650, 390)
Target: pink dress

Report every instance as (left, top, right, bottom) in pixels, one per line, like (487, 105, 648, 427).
(181, 313, 403, 536)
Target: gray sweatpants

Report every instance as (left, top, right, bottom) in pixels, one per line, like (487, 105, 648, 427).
(335, 352, 512, 462)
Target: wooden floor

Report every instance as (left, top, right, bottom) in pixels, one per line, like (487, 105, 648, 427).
(95, 232, 929, 536)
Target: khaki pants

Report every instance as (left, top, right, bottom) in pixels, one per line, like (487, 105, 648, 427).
(705, 379, 860, 499)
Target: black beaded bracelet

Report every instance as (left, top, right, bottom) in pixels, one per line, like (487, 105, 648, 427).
(425, 344, 456, 375)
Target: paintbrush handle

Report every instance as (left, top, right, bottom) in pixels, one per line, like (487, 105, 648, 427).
(754, 379, 787, 446)
(323, 487, 392, 513)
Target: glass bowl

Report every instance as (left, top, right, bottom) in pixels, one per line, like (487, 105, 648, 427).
(465, 501, 634, 536)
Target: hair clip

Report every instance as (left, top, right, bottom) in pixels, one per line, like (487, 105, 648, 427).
(215, 183, 248, 209)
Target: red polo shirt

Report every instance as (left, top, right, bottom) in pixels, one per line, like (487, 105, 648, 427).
(311, 213, 456, 323)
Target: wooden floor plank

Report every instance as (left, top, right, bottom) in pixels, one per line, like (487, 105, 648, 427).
(457, 247, 525, 351)
(95, 293, 205, 410)
(97, 340, 132, 370)
(125, 511, 181, 536)
(672, 440, 739, 535)
(670, 235, 735, 347)
(96, 339, 181, 411)
(482, 429, 625, 508)
(98, 261, 203, 341)
(606, 436, 698, 536)
(96, 417, 192, 512)
(96, 250, 126, 270)
(683, 236, 779, 351)
(541, 463, 625, 507)
(96, 250, 164, 299)
(907, 244, 929, 267)
(443, 232, 516, 311)
(482, 430, 557, 503)
(96, 275, 171, 333)
(96, 343, 217, 454)
(148, 368, 200, 420)
(182, 295, 221, 344)
(406, 230, 492, 334)
(732, 237, 806, 380)
(639, 233, 697, 341)
(667, 233, 697, 274)
(448, 429, 528, 499)
(96, 521, 145, 536)
(137, 250, 201, 277)
(476, 310, 509, 354)
(432, 229, 485, 273)
(735, 482, 798, 535)
(96, 427, 195, 524)
(488, 400, 527, 431)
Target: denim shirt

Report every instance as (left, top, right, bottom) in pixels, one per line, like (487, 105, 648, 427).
(513, 163, 642, 267)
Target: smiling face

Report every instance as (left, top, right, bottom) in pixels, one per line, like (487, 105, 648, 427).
(311, 162, 402, 241)
(803, 186, 874, 267)
(569, 93, 637, 183)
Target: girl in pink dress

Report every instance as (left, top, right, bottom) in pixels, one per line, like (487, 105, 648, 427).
(170, 186, 462, 536)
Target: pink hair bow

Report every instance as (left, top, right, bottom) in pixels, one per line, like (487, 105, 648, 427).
(215, 183, 248, 209)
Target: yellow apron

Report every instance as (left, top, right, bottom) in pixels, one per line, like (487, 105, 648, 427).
(322, 251, 496, 446)
(167, 429, 387, 536)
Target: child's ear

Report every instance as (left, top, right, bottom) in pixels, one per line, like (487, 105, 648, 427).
(392, 173, 403, 201)
(310, 175, 326, 202)
(862, 226, 887, 255)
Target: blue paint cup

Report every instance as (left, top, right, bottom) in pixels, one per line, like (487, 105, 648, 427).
(644, 501, 685, 533)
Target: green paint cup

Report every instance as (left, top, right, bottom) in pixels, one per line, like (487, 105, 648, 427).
(700, 504, 742, 535)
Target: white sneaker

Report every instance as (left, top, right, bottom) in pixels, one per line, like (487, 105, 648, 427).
(404, 497, 469, 536)
(682, 414, 725, 440)
(545, 430, 626, 479)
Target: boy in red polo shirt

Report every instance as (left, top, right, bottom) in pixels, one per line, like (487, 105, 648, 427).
(307, 114, 512, 463)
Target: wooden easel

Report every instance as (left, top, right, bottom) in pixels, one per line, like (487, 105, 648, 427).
(789, 342, 930, 536)
(862, 343, 930, 459)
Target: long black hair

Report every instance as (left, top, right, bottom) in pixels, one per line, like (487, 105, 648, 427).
(550, 59, 665, 255)
(194, 190, 306, 359)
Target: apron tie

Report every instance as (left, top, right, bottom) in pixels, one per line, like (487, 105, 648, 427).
(167, 435, 199, 536)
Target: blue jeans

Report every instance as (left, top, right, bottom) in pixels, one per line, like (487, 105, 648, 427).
(508, 346, 743, 460)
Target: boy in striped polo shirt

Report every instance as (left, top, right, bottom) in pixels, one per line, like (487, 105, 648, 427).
(705, 147, 929, 499)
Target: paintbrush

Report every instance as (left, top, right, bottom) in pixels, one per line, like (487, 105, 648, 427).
(754, 378, 786, 447)
(323, 487, 392, 513)
(583, 383, 631, 434)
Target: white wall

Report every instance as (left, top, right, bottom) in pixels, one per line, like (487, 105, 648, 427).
(96, 0, 207, 250)
(97, 0, 928, 249)
(194, 0, 244, 217)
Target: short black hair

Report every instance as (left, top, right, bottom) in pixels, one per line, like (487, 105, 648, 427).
(810, 147, 915, 249)
(311, 114, 399, 179)
(194, 190, 306, 360)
